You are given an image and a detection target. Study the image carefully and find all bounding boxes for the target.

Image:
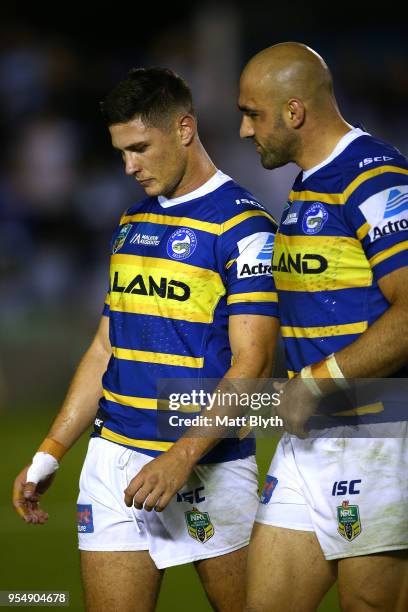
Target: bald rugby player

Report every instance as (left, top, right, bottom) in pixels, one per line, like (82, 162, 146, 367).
(239, 43, 408, 611)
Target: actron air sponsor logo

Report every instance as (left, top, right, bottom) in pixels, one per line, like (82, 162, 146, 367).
(236, 232, 274, 278)
(112, 272, 190, 301)
(359, 185, 408, 242)
(272, 252, 328, 274)
(373, 217, 408, 239)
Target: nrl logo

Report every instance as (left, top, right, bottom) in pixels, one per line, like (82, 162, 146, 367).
(185, 507, 215, 544)
(337, 500, 362, 542)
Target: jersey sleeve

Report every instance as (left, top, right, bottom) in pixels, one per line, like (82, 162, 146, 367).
(344, 162, 408, 281)
(219, 210, 279, 318)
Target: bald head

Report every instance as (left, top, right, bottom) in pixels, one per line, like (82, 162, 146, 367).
(242, 42, 334, 109)
(238, 42, 350, 170)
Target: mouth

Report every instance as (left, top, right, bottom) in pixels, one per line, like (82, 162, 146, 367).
(138, 178, 153, 186)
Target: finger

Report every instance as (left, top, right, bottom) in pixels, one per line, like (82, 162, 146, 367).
(132, 487, 154, 510)
(124, 475, 144, 507)
(143, 489, 164, 513)
(154, 491, 173, 512)
(23, 482, 38, 501)
(272, 381, 286, 392)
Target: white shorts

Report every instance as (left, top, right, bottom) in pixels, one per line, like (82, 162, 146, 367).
(257, 428, 408, 560)
(77, 437, 259, 569)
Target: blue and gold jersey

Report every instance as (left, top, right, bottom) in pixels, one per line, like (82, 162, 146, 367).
(275, 128, 408, 377)
(95, 171, 278, 461)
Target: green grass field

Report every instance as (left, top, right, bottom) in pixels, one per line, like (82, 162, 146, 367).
(1, 412, 339, 611)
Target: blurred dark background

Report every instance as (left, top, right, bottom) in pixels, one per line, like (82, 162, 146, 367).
(1, 3, 407, 408)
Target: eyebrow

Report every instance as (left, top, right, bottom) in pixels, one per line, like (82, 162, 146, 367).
(112, 141, 148, 151)
(237, 104, 257, 113)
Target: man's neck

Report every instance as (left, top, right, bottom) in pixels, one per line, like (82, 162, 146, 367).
(167, 140, 217, 199)
(297, 117, 354, 171)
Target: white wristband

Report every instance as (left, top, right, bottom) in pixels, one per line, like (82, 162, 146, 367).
(26, 452, 59, 484)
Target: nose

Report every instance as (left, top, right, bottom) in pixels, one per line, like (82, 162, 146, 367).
(123, 151, 141, 176)
(240, 116, 254, 139)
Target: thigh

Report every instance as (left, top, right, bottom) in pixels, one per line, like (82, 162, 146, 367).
(338, 550, 408, 612)
(245, 523, 337, 612)
(80, 550, 163, 612)
(195, 546, 248, 612)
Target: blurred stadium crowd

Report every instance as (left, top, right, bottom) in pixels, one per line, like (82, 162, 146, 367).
(1, 5, 407, 406)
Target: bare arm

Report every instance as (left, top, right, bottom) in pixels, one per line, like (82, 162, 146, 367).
(336, 267, 408, 376)
(277, 267, 408, 437)
(13, 315, 111, 522)
(46, 315, 112, 448)
(124, 314, 279, 512)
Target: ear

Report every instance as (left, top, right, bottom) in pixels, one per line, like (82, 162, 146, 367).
(285, 98, 305, 129)
(178, 114, 196, 146)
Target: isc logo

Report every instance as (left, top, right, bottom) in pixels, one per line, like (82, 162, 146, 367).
(332, 479, 362, 496)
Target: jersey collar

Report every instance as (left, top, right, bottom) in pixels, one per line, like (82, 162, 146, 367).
(158, 170, 232, 208)
(302, 127, 369, 181)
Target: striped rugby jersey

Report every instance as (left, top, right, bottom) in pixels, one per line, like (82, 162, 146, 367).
(274, 128, 408, 423)
(95, 170, 278, 461)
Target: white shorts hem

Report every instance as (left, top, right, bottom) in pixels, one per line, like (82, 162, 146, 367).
(154, 539, 250, 569)
(255, 518, 314, 532)
(78, 544, 148, 552)
(325, 543, 408, 561)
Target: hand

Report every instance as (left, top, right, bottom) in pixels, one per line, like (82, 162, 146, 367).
(274, 376, 320, 438)
(12, 465, 55, 524)
(124, 448, 196, 512)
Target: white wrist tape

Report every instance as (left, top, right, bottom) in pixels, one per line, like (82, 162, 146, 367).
(26, 452, 59, 484)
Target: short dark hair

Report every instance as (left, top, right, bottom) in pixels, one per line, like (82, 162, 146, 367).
(100, 67, 195, 128)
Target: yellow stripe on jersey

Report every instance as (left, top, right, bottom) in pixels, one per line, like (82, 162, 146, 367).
(222, 210, 274, 233)
(343, 166, 408, 201)
(281, 321, 368, 338)
(103, 389, 200, 412)
(369, 240, 408, 268)
(101, 427, 174, 451)
(120, 212, 221, 235)
(227, 291, 278, 305)
(112, 346, 204, 368)
(290, 166, 408, 206)
(356, 222, 371, 241)
(289, 190, 344, 205)
(225, 259, 236, 270)
(103, 389, 158, 410)
(109, 254, 226, 323)
(273, 233, 372, 292)
(333, 402, 384, 417)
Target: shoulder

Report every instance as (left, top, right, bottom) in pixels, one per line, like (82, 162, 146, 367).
(118, 196, 155, 224)
(212, 177, 278, 231)
(338, 134, 408, 202)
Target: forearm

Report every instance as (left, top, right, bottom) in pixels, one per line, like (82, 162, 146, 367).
(336, 301, 408, 378)
(169, 354, 274, 466)
(45, 326, 111, 452)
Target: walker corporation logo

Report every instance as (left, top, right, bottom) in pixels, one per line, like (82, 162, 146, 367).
(282, 201, 302, 225)
(129, 222, 167, 247)
(383, 188, 408, 219)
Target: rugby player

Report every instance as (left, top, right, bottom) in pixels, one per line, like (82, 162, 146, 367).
(12, 68, 279, 611)
(239, 42, 408, 611)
